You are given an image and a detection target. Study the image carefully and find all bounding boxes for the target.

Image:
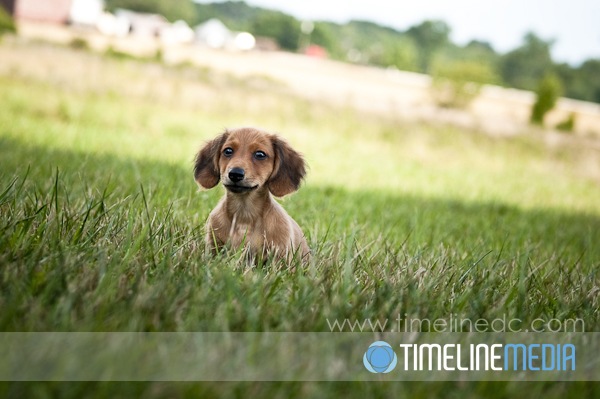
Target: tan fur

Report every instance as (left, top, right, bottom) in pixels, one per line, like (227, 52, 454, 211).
(194, 127, 309, 263)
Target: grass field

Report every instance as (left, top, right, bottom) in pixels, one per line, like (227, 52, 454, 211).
(1, 39, 600, 397)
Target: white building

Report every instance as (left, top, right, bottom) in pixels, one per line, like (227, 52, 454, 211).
(194, 18, 255, 51)
(69, 0, 104, 26)
(113, 8, 168, 38)
(160, 20, 194, 45)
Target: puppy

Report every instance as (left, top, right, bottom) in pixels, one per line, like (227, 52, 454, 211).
(194, 127, 310, 263)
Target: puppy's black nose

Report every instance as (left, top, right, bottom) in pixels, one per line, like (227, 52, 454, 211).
(228, 167, 245, 182)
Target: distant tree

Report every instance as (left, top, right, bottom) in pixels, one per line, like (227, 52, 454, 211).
(310, 23, 339, 55)
(191, 1, 260, 30)
(555, 63, 582, 101)
(105, 0, 197, 23)
(0, 6, 16, 37)
(372, 37, 419, 72)
(464, 40, 499, 65)
(531, 73, 562, 125)
(406, 20, 451, 73)
(500, 32, 554, 91)
(251, 12, 300, 51)
(431, 60, 499, 108)
(465, 40, 495, 54)
(556, 113, 576, 133)
(554, 59, 600, 103)
(578, 60, 600, 103)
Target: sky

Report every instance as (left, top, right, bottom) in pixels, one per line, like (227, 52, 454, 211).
(195, 0, 600, 66)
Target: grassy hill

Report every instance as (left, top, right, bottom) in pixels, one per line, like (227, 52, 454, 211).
(100, 1, 600, 102)
(190, 1, 600, 103)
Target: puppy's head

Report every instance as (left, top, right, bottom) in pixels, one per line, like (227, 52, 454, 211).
(194, 128, 306, 197)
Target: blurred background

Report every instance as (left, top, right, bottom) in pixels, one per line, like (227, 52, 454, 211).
(1, 0, 600, 137)
(2, 0, 600, 222)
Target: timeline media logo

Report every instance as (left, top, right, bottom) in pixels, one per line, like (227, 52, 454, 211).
(363, 341, 398, 373)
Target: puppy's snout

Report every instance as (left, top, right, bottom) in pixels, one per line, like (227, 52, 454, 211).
(228, 167, 245, 183)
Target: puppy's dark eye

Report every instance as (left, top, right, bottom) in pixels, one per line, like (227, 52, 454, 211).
(254, 151, 267, 160)
(223, 147, 234, 157)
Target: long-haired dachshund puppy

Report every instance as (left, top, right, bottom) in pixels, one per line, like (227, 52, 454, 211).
(194, 127, 310, 263)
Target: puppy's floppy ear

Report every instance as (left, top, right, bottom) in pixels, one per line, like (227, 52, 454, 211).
(268, 136, 306, 197)
(194, 131, 229, 189)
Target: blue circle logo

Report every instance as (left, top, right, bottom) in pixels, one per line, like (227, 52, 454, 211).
(363, 341, 398, 373)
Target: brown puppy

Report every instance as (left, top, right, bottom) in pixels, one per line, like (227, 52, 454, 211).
(194, 127, 310, 263)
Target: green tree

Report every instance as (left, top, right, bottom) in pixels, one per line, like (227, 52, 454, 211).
(431, 60, 499, 108)
(191, 1, 259, 30)
(578, 60, 600, 103)
(556, 113, 575, 132)
(251, 12, 300, 51)
(0, 6, 16, 37)
(553, 59, 600, 103)
(500, 32, 554, 91)
(366, 36, 418, 72)
(310, 23, 341, 56)
(531, 73, 563, 125)
(406, 20, 451, 73)
(463, 40, 499, 68)
(105, 0, 197, 23)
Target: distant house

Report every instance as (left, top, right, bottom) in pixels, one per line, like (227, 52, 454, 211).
(194, 18, 231, 49)
(2, 0, 72, 23)
(194, 18, 255, 51)
(1, 0, 104, 26)
(114, 8, 168, 38)
(160, 19, 194, 45)
(96, 11, 128, 36)
(254, 36, 279, 52)
(232, 31, 255, 51)
(69, 0, 104, 26)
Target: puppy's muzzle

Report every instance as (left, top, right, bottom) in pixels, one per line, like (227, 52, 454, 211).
(225, 167, 258, 193)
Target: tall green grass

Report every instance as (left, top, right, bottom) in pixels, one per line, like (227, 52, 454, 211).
(1, 40, 599, 397)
